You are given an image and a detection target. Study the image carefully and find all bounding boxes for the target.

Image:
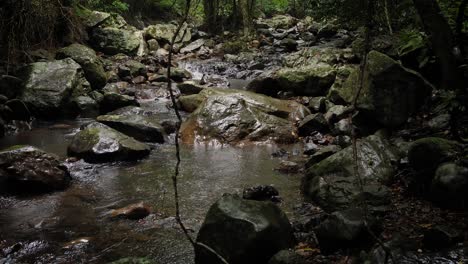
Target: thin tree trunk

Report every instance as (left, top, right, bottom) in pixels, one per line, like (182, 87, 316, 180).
(239, 0, 252, 36)
(412, 0, 461, 90)
(456, 0, 468, 55)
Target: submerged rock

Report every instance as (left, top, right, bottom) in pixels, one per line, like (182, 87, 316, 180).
(0, 145, 71, 192)
(242, 185, 280, 202)
(97, 114, 165, 143)
(303, 134, 398, 211)
(19, 58, 90, 119)
(180, 88, 310, 144)
(110, 202, 152, 220)
(67, 122, 151, 163)
(268, 250, 308, 264)
(195, 194, 295, 264)
(56, 43, 107, 89)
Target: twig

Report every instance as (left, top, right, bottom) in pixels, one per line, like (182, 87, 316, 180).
(165, 1, 230, 263)
(349, 1, 396, 263)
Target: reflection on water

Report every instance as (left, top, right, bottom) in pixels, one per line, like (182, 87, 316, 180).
(0, 121, 303, 263)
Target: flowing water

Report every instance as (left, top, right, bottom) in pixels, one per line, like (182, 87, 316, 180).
(0, 118, 304, 263)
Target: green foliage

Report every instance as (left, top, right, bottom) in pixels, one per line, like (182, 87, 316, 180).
(398, 29, 432, 69)
(438, 0, 468, 33)
(81, 0, 129, 13)
(259, 0, 290, 16)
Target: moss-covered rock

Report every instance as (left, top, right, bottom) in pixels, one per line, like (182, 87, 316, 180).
(0, 145, 70, 192)
(276, 64, 336, 96)
(303, 134, 399, 211)
(337, 51, 433, 127)
(19, 58, 90, 119)
(144, 23, 191, 44)
(68, 122, 150, 163)
(97, 114, 165, 143)
(56, 44, 107, 89)
(91, 27, 142, 55)
(195, 194, 295, 264)
(431, 163, 468, 206)
(408, 137, 461, 177)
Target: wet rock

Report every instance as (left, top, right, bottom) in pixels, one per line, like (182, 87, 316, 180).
(5, 99, 31, 121)
(177, 81, 206, 95)
(56, 43, 107, 89)
(408, 137, 461, 178)
(303, 134, 398, 211)
(308, 97, 326, 113)
(243, 185, 280, 202)
(132, 76, 146, 84)
(280, 38, 298, 52)
(276, 160, 301, 173)
(324, 105, 350, 124)
(110, 202, 152, 220)
(19, 58, 90, 118)
(315, 208, 378, 253)
(338, 51, 433, 127)
(147, 39, 160, 51)
(298, 113, 329, 136)
(97, 114, 165, 143)
(181, 39, 205, 53)
(67, 122, 151, 163)
(180, 89, 310, 144)
(304, 142, 319, 155)
(145, 22, 191, 44)
(158, 68, 192, 82)
(72, 96, 100, 117)
(195, 194, 295, 264)
(109, 257, 156, 264)
(305, 145, 342, 168)
(272, 148, 289, 158)
(100, 92, 139, 114)
(423, 225, 463, 250)
(78, 9, 111, 28)
(126, 60, 147, 77)
(0, 75, 23, 99)
(0, 145, 71, 192)
(268, 249, 308, 264)
(431, 163, 468, 205)
(276, 64, 336, 96)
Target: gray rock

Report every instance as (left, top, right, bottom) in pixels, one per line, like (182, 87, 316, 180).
(72, 96, 99, 118)
(97, 114, 165, 143)
(298, 113, 329, 136)
(56, 44, 107, 89)
(305, 145, 342, 168)
(243, 185, 280, 202)
(180, 39, 206, 53)
(195, 194, 295, 264)
(269, 250, 307, 264)
(177, 81, 206, 95)
(68, 122, 151, 163)
(91, 27, 142, 55)
(280, 38, 298, 51)
(145, 23, 191, 44)
(276, 64, 336, 96)
(431, 163, 468, 205)
(303, 134, 398, 211)
(100, 92, 139, 114)
(0, 146, 70, 192)
(19, 59, 90, 118)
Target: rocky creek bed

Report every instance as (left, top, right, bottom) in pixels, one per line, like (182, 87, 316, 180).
(0, 11, 467, 264)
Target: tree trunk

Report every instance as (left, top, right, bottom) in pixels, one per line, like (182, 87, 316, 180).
(239, 0, 253, 36)
(412, 0, 461, 90)
(203, 0, 220, 34)
(456, 0, 468, 55)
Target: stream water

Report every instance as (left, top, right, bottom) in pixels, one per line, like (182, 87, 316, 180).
(0, 60, 304, 263)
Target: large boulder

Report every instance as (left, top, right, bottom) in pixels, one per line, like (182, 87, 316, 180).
(276, 65, 336, 96)
(56, 44, 107, 89)
(145, 22, 192, 45)
(97, 114, 165, 143)
(303, 134, 398, 211)
(100, 92, 139, 114)
(0, 145, 71, 192)
(72, 96, 100, 118)
(19, 58, 90, 118)
(68, 122, 151, 163)
(91, 27, 143, 55)
(337, 51, 433, 127)
(180, 88, 310, 144)
(195, 194, 295, 264)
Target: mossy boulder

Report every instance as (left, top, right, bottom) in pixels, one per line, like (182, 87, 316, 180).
(0, 145, 70, 192)
(303, 134, 398, 211)
(91, 27, 142, 55)
(19, 58, 90, 119)
(195, 194, 295, 264)
(68, 122, 150, 163)
(56, 44, 107, 89)
(144, 22, 191, 44)
(337, 51, 433, 127)
(97, 114, 165, 143)
(275, 64, 336, 96)
(180, 88, 310, 144)
(431, 163, 468, 206)
(408, 137, 461, 177)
